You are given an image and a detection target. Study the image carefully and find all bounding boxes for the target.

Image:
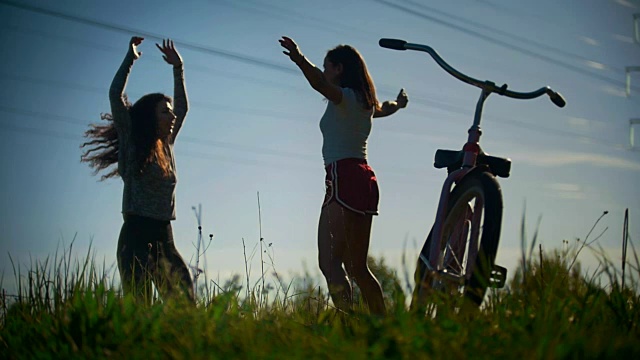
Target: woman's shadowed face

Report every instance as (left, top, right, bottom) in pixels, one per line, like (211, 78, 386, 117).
(155, 100, 176, 139)
(323, 57, 343, 86)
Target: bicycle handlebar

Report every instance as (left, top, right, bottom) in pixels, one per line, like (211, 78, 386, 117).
(379, 38, 566, 108)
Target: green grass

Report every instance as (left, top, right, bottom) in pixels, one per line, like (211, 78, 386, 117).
(1, 226, 639, 359)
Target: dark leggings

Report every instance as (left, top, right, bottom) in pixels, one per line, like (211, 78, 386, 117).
(117, 214, 195, 304)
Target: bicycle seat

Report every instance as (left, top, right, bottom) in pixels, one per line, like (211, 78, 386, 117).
(434, 149, 511, 178)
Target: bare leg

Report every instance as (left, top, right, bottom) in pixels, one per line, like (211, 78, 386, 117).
(343, 211, 386, 315)
(318, 201, 352, 311)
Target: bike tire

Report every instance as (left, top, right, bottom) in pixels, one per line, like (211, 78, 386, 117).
(412, 170, 503, 308)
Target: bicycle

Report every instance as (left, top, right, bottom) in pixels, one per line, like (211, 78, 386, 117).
(378, 38, 566, 309)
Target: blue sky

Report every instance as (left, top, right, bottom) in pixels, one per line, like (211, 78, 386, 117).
(1, 0, 639, 294)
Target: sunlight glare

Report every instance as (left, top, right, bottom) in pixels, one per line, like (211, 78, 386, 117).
(580, 36, 599, 46)
(585, 60, 606, 70)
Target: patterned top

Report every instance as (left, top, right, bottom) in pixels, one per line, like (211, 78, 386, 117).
(319, 87, 373, 166)
(109, 50, 188, 221)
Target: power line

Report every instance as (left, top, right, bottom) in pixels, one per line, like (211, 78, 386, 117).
(180, 149, 317, 170)
(0, 70, 624, 150)
(0, 21, 438, 118)
(0, 119, 317, 170)
(0, 106, 317, 162)
(0, 105, 87, 126)
(371, 0, 640, 92)
(2, 0, 637, 144)
(0, 0, 297, 76)
(0, 73, 105, 94)
(210, 0, 508, 101)
(3, 0, 586, 109)
(0, 24, 305, 93)
(218, 0, 381, 41)
(0, 122, 79, 141)
(0, 2, 629, 149)
(180, 136, 315, 162)
(403, 0, 617, 69)
(475, 0, 626, 42)
(0, 8, 535, 112)
(0, 71, 309, 121)
(0, 112, 429, 176)
(0, 16, 452, 107)
(201, 0, 634, 147)
(474, 0, 593, 38)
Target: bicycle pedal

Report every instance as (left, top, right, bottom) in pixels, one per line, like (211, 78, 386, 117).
(489, 264, 507, 288)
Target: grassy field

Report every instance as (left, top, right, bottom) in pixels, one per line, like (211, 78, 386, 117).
(1, 225, 639, 359)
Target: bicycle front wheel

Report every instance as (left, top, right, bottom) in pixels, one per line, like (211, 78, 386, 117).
(412, 170, 503, 308)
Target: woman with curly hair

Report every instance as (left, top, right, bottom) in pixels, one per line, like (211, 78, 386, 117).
(82, 36, 194, 304)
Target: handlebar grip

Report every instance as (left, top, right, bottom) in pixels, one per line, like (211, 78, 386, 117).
(379, 38, 407, 50)
(549, 91, 566, 108)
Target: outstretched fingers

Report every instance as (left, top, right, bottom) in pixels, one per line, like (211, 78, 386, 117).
(155, 38, 182, 66)
(155, 39, 169, 53)
(279, 36, 303, 63)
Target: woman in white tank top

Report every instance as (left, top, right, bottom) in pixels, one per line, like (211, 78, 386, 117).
(280, 36, 408, 315)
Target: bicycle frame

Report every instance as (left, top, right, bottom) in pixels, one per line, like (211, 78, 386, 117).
(379, 38, 566, 289)
(426, 88, 492, 281)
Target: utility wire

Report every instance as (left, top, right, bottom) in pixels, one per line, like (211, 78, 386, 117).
(211, 0, 542, 99)
(0, 106, 317, 162)
(0, 113, 431, 176)
(371, 0, 640, 92)
(2, 0, 637, 131)
(0, 23, 306, 93)
(0, 119, 316, 170)
(0, 0, 297, 76)
(0, 21, 454, 111)
(1, 0, 599, 107)
(205, 0, 634, 146)
(0, 71, 624, 150)
(474, 0, 602, 39)
(0, 105, 87, 126)
(0, 2, 630, 149)
(0, 72, 311, 124)
(218, 0, 381, 40)
(0, 7, 554, 109)
(404, 0, 617, 69)
(227, 0, 632, 89)
(0, 122, 79, 141)
(0, 0, 621, 145)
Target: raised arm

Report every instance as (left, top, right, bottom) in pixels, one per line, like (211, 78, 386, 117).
(373, 88, 409, 118)
(157, 39, 188, 143)
(109, 36, 143, 126)
(279, 36, 342, 104)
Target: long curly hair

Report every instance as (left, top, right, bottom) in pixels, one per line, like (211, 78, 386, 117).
(81, 93, 172, 180)
(326, 45, 379, 111)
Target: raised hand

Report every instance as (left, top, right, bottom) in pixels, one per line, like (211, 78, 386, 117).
(396, 88, 408, 108)
(156, 39, 183, 67)
(279, 36, 304, 65)
(130, 36, 144, 60)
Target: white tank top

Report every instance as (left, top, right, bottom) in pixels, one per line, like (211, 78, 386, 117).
(319, 87, 374, 166)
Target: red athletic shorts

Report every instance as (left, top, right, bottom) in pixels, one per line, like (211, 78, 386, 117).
(323, 158, 379, 215)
